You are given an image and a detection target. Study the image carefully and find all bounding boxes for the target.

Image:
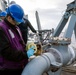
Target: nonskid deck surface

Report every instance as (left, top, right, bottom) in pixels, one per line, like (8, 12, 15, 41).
(61, 61, 76, 75)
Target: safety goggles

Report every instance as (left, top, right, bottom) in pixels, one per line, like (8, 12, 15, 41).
(10, 15, 21, 25)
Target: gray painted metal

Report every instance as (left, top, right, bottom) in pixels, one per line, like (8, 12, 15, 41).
(35, 11, 43, 43)
(22, 0, 76, 75)
(51, 45, 69, 66)
(74, 23, 76, 39)
(63, 14, 76, 38)
(35, 11, 42, 31)
(52, 12, 69, 37)
(22, 53, 51, 75)
(22, 45, 76, 75)
(21, 52, 62, 75)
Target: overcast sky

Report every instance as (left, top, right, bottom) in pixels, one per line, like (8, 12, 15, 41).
(9, 0, 74, 30)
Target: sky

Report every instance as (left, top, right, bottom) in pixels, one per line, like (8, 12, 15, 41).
(9, 0, 74, 30)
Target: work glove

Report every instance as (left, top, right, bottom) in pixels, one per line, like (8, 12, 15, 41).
(27, 46, 35, 58)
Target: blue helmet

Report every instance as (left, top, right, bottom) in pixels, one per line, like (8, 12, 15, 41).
(0, 11, 7, 17)
(7, 4, 24, 22)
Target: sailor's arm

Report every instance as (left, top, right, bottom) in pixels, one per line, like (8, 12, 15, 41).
(0, 28, 28, 62)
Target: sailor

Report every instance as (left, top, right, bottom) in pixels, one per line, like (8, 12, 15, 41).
(0, 11, 7, 21)
(18, 17, 37, 44)
(8, 1, 37, 44)
(0, 4, 35, 75)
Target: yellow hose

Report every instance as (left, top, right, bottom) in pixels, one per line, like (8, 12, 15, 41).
(26, 42, 37, 53)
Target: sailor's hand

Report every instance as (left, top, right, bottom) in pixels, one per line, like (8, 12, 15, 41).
(27, 46, 35, 58)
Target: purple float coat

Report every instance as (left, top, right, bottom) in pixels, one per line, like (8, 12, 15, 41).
(0, 20, 28, 69)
